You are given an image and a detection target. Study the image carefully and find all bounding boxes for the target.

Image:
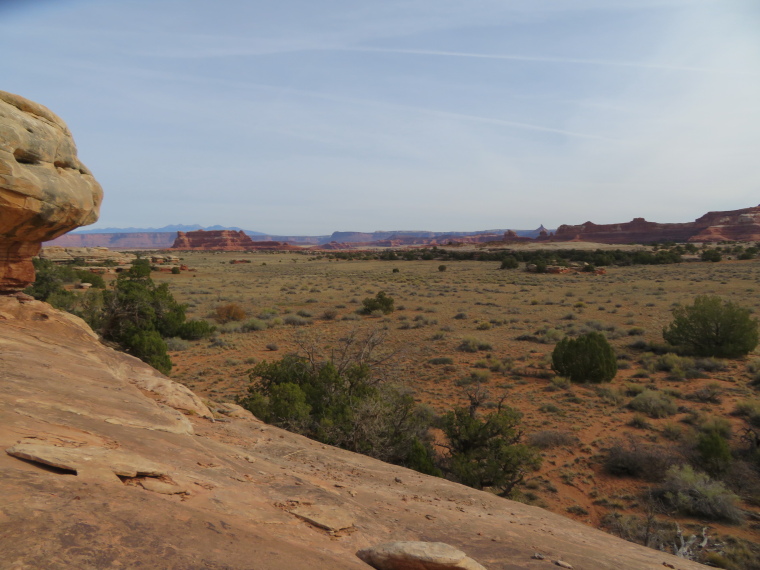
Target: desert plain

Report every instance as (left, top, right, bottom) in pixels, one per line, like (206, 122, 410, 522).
(133, 245, 760, 558)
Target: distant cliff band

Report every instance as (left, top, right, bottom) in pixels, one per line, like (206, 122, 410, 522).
(44, 205, 760, 251)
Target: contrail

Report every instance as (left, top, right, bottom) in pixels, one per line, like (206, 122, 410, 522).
(339, 47, 755, 75)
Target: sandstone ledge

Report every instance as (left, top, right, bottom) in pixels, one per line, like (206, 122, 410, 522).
(0, 296, 710, 569)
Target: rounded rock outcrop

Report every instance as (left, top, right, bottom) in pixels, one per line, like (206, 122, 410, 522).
(0, 90, 102, 291)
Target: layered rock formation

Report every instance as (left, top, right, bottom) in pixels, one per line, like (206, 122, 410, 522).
(172, 229, 299, 251)
(0, 91, 102, 291)
(689, 205, 760, 242)
(554, 205, 760, 244)
(0, 295, 708, 569)
(40, 246, 136, 266)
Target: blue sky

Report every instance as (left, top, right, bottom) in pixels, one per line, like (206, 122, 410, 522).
(2, 0, 759, 234)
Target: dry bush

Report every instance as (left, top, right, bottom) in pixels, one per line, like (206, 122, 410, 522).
(604, 439, 679, 481)
(602, 512, 679, 552)
(629, 390, 677, 418)
(527, 430, 578, 449)
(215, 302, 247, 323)
(654, 465, 742, 523)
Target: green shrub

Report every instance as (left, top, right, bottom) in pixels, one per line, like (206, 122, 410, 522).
(122, 329, 172, 375)
(75, 269, 106, 288)
(655, 465, 741, 523)
(663, 295, 758, 358)
(429, 357, 454, 365)
(697, 430, 733, 476)
(629, 390, 677, 418)
(24, 258, 74, 301)
(440, 405, 541, 495)
(701, 249, 722, 262)
(97, 263, 190, 373)
(179, 319, 216, 340)
(500, 256, 518, 270)
(361, 291, 395, 315)
(238, 350, 438, 473)
(551, 331, 617, 383)
(438, 265, 447, 272)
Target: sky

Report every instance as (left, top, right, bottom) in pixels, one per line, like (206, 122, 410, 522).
(1, 0, 759, 235)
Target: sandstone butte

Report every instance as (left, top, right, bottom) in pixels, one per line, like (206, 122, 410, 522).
(553, 206, 760, 244)
(172, 229, 300, 251)
(0, 92, 710, 569)
(0, 90, 102, 292)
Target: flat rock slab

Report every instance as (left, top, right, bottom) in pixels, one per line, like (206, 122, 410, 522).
(289, 505, 356, 531)
(6, 442, 166, 478)
(357, 542, 487, 570)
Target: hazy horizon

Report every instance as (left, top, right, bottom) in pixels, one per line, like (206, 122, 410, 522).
(2, 0, 759, 234)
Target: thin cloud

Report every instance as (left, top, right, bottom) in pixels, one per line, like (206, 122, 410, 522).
(340, 47, 758, 76)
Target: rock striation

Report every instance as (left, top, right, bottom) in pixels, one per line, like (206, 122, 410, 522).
(0, 91, 102, 291)
(172, 229, 299, 251)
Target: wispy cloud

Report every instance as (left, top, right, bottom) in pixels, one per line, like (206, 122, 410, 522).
(338, 47, 759, 76)
(55, 57, 612, 142)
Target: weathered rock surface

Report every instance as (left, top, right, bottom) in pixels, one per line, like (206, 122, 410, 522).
(289, 504, 356, 532)
(40, 245, 136, 266)
(6, 442, 166, 480)
(0, 295, 710, 569)
(172, 229, 300, 251)
(0, 91, 102, 291)
(553, 205, 760, 244)
(357, 542, 487, 570)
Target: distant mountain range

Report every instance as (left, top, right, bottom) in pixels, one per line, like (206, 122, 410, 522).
(72, 224, 267, 235)
(52, 226, 548, 249)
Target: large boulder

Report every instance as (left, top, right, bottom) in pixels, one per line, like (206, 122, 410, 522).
(0, 90, 102, 292)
